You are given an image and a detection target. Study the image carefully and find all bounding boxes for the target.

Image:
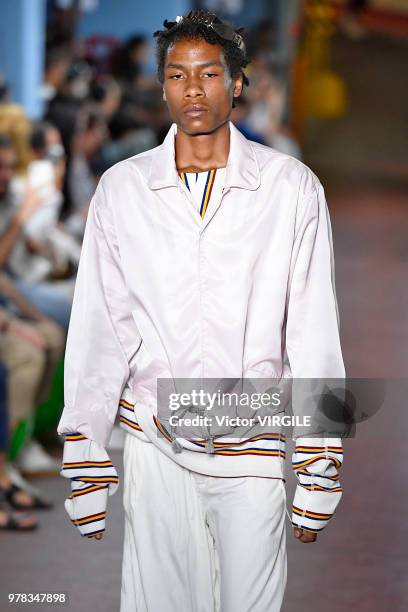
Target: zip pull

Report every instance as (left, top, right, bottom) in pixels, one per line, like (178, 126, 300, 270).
(171, 437, 183, 454)
(206, 437, 215, 454)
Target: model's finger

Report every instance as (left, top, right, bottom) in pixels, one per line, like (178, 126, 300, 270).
(300, 532, 317, 543)
(293, 527, 317, 542)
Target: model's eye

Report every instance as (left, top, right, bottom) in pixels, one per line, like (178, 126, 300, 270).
(203, 72, 217, 78)
(169, 74, 183, 80)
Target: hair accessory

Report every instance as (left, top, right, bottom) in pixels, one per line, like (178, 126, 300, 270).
(160, 10, 246, 53)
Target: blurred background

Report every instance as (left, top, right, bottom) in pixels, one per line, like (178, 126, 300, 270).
(0, 1, 407, 610)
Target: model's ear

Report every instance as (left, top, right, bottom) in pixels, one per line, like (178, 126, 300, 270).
(232, 74, 243, 98)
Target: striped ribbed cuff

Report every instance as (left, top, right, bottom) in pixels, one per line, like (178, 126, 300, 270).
(291, 437, 344, 533)
(60, 432, 119, 537)
(64, 481, 109, 537)
(291, 482, 342, 532)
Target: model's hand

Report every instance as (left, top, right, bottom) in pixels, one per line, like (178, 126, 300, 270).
(293, 527, 317, 543)
(91, 533, 104, 540)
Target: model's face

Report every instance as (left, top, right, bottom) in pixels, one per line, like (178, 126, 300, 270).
(162, 38, 243, 135)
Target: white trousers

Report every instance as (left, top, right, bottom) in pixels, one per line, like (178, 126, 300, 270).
(120, 434, 287, 612)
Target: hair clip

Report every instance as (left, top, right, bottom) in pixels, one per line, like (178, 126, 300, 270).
(158, 10, 246, 53)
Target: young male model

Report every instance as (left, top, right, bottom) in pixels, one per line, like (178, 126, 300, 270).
(57, 10, 345, 612)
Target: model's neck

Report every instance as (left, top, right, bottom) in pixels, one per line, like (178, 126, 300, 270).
(175, 120, 230, 173)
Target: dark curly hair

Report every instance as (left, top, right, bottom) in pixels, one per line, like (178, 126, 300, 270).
(153, 9, 250, 105)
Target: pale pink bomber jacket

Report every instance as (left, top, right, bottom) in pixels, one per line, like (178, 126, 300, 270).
(57, 121, 346, 538)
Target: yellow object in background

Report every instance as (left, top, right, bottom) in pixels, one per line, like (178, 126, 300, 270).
(306, 70, 348, 118)
(293, 0, 349, 128)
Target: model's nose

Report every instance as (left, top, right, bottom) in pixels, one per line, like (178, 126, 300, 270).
(184, 78, 205, 99)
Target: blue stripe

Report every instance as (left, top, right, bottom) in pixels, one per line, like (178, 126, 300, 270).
(291, 521, 323, 532)
(71, 475, 118, 482)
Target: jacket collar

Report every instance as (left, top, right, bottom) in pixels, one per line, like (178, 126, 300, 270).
(148, 120, 260, 191)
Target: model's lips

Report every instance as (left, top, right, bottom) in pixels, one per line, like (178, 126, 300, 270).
(183, 105, 209, 118)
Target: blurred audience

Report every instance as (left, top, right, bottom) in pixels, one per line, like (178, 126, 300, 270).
(0, 360, 38, 531)
(340, 0, 369, 40)
(0, 133, 73, 328)
(0, 292, 64, 472)
(66, 106, 107, 230)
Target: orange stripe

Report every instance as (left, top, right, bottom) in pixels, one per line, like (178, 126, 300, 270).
(119, 415, 143, 432)
(295, 446, 343, 453)
(71, 485, 107, 497)
(201, 169, 216, 218)
(293, 505, 333, 519)
(64, 433, 87, 441)
(63, 461, 112, 468)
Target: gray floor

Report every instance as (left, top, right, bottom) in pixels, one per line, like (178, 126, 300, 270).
(0, 448, 125, 611)
(1, 28, 407, 612)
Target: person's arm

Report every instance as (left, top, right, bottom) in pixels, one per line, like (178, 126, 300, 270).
(0, 272, 49, 323)
(57, 174, 142, 539)
(0, 307, 11, 333)
(285, 172, 346, 541)
(0, 215, 25, 268)
(0, 187, 41, 268)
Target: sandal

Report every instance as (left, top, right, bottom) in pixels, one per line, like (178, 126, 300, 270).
(0, 482, 54, 511)
(0, 508, 38, 531)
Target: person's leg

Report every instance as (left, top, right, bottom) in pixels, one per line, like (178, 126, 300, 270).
(0, 361, 43, 514)
(194, 474, 287, 612)
(0, 362, 8, 454)
(0, 322, 62, 476)
(120, 434, 217, 612)
(29, 320, 65, 406)
(0, 333, 45, 433)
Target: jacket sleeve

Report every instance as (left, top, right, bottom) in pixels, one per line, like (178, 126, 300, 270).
(285, 173, 346, 534)
(57, 174, 141, 538)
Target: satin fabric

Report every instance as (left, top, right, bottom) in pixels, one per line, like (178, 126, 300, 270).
(57, 120, 345, 477)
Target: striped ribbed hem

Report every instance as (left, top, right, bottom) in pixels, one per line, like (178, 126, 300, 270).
(153, 415, 286, 458)
(123, 402, 285, 478)
(120, 396, 287, 460)
(118, 398, 150, 442)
